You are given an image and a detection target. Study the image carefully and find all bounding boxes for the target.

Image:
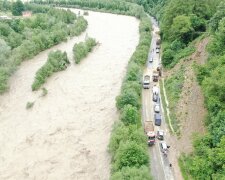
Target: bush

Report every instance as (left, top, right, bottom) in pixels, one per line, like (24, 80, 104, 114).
(112, 141, 149, 172)
(120, 104, 140, 125)
(73, 37, 97, 64)
(111, 166, 152, 180)
(32, 50, 70, 91)
(26, 101, 34, 109)
(116, 89, 140, 110)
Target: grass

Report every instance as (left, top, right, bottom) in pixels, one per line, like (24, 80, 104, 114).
(26, 101, 34, 109)
(178, 153, 193, 180)
(159, 80, 169, 125)
(170, 45, 196, 68)
(164, 67, 185, 134)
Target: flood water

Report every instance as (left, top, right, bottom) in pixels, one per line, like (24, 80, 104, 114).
(0, 9, 139, 180)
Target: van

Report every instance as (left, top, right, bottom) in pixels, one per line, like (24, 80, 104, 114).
(154, 113, 161, 126)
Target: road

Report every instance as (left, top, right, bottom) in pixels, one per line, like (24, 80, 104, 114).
(142, 17, 175, 180)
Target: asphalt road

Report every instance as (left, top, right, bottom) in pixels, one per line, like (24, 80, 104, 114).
(142, 17, 175, 180)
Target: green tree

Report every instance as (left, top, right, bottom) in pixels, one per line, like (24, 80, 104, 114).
(170, 15, 194, 43)
(12, 0, 25, 16)
(162, 48, 174, 67)
(120, 104, 140, 125)
(111, 166, 152, 180)
(116, 89, 140, 110)
(113, 141, 149, 171)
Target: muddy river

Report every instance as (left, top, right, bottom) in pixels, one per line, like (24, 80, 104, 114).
(0, 9, 139, 180)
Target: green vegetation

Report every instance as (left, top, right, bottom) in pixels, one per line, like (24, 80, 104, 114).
(73, 37, 97, 64)
(164, 67, 184, 134)
(0, 2, 88, 94)
(178, 153, 192, 180)
(32, 0, 146, 18)
(26, 101, 34, 109)
(12, 0, 24, 16)
(135, 0, 220, 68)
(41, 87, 48, 97)
(111, 166, 152, 180)
(32, 50, 69, 91)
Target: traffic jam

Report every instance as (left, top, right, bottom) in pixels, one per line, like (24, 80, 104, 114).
(143, 37, 170, 158)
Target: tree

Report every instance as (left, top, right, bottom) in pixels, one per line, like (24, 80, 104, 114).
(209, 1, 225, 31)
(111, 166, 152, 180)
(116, 89, 140, 110)
(120, 104, 140, 125)
(0, 39, 11, 66)
(12, 0, 25, 16)
(170, 15, 194, 43)
(162, 48, 174, 67)
(113, 141, 149, 171)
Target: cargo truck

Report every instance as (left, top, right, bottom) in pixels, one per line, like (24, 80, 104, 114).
(143, 75, 150, 89)
(145, 120, 155, 146)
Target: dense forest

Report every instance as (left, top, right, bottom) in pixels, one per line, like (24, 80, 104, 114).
(0, 1, 87, 93)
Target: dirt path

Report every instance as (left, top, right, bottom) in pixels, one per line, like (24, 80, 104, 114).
(0, 9, 139, 180)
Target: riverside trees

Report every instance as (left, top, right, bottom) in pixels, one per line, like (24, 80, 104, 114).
(0, 3, 88, 93)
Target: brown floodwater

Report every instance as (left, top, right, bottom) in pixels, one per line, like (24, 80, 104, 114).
(0, 9, 139, 180)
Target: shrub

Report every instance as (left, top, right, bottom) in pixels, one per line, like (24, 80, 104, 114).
(116, 89, 140, 110)
(120, 104, 140, 125)
(41, 87, 48, 97)
(73, 37, 97, 64)
(112, 141, 149, 172)
(26, 101, 34, 109)
(32, 51, 70, 91)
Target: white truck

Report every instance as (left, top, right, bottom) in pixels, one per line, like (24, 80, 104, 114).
(143, 75, 150, 89)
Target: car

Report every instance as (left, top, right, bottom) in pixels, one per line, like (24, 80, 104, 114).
(154, 104, 160, 113)
(154, 113, 161, 126)
(157, 130, 164, 140)
(159, 141, 168, 153)
(149, 57, 153, 63)
(156, 48, 160, 53)
(152, 86, 159, 95)
(153, 94, 158, 102)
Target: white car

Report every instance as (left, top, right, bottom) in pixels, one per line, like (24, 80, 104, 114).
(160, 141, 168, 153)
(149, 57, 153, 63)
(154, 104, 160, 113)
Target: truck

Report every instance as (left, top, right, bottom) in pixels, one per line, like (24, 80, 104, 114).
(152, 70, 159, 82)
(143, 75, 150, 89)
(144, 121, 155, 146)
(156, 38, 161, 46)
(157, 66, 162, 76)
(156, 38, 161, 51)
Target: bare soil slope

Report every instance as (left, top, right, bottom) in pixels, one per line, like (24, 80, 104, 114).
(164, 37, 209, 180)
(0, 9, 139, 180)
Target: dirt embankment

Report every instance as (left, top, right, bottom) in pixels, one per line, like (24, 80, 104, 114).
(0, 9, 139, 180)
(163, 37, 209, 180)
